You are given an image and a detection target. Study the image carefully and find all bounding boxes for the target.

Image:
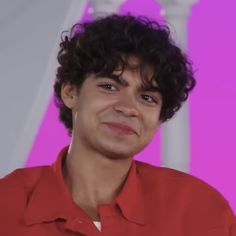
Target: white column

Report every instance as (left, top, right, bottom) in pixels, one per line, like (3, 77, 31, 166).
(156, 0, 198, 172)
(88, 0, 126, 18)
(0, 0, 87, 178)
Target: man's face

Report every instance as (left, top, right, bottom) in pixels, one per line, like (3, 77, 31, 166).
(66, 62, 162, 160)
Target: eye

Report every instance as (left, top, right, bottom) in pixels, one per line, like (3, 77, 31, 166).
(141, 94, 157, 104)
(98, 83, 117, 91)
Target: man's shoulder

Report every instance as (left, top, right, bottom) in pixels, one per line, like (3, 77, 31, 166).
(0, 165, 50, 208)
(0, 165, 54, 230)
(135, 161, 236, 234)
(135, 160, 229, 207)
(135, 160, 219, 190)
(135, 159, 200, 182)
(0, 165, 50, 187)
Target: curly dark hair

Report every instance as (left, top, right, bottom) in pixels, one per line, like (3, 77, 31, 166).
(54, 14, 195, 136)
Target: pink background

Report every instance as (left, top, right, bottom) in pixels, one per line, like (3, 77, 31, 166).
(26, 0, 236, 213)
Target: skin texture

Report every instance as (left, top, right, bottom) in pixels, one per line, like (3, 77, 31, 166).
(61, 59, 162, 220)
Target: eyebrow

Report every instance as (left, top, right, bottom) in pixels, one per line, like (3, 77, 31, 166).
(95, 73, 160, 93)
(95, 73, 128, 86)
(140, 83, 160, 92)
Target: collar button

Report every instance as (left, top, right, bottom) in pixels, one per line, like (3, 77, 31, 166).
(77, 219, 83, 224)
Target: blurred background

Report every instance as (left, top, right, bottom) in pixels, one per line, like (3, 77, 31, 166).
(0, 0, 235, 213)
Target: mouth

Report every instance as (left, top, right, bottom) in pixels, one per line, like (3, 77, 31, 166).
(102, 122, 136, 135)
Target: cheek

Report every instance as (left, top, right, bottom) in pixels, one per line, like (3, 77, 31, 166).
(73, 102, 94, 130)
(141, 117, 160, 147)
(140, 115, 161, 145)
(143, 110, 161, 130)
(77, 99, 109, 127)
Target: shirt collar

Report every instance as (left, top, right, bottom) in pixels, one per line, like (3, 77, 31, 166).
(115, 160, 145, 225)
(23, 146, 75, 225)
(24, 146, 145, 225)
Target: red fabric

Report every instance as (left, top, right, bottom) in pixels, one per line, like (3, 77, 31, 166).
(0, 147, 235, 236)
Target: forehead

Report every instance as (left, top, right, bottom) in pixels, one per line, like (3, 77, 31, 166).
(113, 56, 158, 89)
(123, 56, 154, 75)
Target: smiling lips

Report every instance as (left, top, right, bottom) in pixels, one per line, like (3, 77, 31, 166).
(103, 122, 136, 135)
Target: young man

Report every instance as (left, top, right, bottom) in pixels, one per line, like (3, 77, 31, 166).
(0, 15, 235, 235)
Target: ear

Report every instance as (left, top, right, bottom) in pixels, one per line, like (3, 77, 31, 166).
(61, 83, 78, 109)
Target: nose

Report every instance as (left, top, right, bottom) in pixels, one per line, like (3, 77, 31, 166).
(113, 96, 139, 117)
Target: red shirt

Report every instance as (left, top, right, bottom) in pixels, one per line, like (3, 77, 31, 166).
(0, 147, 235, 236)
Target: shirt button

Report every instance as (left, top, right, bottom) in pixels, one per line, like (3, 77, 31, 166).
(77, 219, 83, 224)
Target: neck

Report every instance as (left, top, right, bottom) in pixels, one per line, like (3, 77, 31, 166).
(62, 143, 133, 220)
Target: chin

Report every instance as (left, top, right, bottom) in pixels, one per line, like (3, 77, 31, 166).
(94, 136, 148, 160)
(101, 145, 143, 160)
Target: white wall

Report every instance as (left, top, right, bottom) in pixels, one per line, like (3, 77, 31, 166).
(0, 0, 86, 177)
